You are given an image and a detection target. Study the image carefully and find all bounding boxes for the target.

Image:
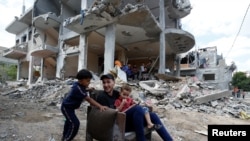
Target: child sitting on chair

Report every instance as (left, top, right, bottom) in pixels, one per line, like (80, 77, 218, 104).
(114, 84, 162, 130)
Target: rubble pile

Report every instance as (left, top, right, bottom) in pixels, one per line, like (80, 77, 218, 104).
(126, 76, 250, 119)
(1, 76, 249, 119)
(1, 80, 71, 107)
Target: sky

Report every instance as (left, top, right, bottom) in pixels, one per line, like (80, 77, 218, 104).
(0, 0, 34, 46)
(182, 0, 250, 72)
(0, 0, 250, 71)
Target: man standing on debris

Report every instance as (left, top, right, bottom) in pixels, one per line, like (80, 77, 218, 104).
(242, 89, 246, 99)
(96, 73, 173, 141)
(61, 69, 108, 141)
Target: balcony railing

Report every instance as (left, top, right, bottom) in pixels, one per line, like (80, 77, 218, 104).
(4, 42, 28, 53)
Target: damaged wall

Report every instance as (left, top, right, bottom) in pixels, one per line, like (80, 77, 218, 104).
(166, 54, 176, 72)
(64, 56, 78, 78)
(196, 60, 233, 90)
(196, 47, 233, 90)
(34, 0, 61, 17)
(178, 47, 234, 90)
(15, 28, 32, 45)
(20, 61, 29, 79)
(87, 52, 99, 73)
(61, 3, 79, 36)
(43, 58, 56, 80)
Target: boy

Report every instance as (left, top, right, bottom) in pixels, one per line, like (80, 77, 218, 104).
(114, 84, 161, 130)
(61, 69, 107, 141)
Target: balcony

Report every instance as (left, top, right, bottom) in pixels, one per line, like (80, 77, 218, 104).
(5, 8, 32, 34)
(33, 12, 61, 30)
(30, 44, 58, 58)
(63, 11, 117, 34)
(165, 28, 195, 54)
(63, 45, 80, 56)
(3, 43, 28, 60)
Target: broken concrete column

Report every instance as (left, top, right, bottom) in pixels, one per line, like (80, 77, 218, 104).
(81, 0, 88, 10)
(104, 24, 116, 74)
(17, 60, 21, 81)
(40, 58, 44, 80)
(158, 0, 166, 74)
(175, 54, 181, 77)
(194, 90, 231, 104)
(56, 39, 66, 79)
(78, 34, 88, 71)
(27, 56, 34, 85)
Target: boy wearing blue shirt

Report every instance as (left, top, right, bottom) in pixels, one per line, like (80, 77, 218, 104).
(61, 69, 107, 141)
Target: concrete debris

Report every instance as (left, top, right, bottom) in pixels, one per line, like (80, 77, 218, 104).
(194, 130, 207, 136)
(194, 90, 231, 104)
(111, 66, 128, 83)
(139, 80, 168, 95)
(1, 75, 250, 119)
(89, 0, 121, 16)
(1, 90, 18, 96)
(48, 135, 56, 141)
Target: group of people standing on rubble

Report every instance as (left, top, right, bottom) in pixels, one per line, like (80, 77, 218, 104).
(232, 86, 246, 99)
(115, 58, 153, 81)
(60, 68, 173, 141)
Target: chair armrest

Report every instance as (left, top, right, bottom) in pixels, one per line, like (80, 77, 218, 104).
(113, 112, 126, 140)
(86, 106, 128, 141)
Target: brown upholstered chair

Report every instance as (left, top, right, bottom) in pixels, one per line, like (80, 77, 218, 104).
(85, 90, 152, 141)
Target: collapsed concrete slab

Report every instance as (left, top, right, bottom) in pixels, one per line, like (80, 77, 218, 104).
(155, 73, 181, 81)
(194, 90, 231, 104)
(139, 80, 168, 95)
(1, 90, 18, 96)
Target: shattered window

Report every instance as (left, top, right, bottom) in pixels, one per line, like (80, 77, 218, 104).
(203, 74, 215, 80)
(21, 35, 27, 43)
(16, 39, 20, 45)
(28, 31, 32, 40)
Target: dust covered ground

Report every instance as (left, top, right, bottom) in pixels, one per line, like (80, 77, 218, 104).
(0, 81, 250, 141)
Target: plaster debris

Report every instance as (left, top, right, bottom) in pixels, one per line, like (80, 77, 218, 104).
(1, 74, 249, 120)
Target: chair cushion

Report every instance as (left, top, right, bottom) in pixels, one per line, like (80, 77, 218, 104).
(87, 107, 117, 141)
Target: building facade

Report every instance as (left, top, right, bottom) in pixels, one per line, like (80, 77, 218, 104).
(178, 46, 236, 90)
(3, 0, 195, 85)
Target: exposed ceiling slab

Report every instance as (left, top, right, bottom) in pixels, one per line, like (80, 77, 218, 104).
(97, 25, 153, 45)
(33, 13, 61, 30)
(3, 50, 27, 60)
(5, 20, 29, 34)
(165, 28, 195, 54)
(63, 12, 117, 34)
(62, 1, 194, 59)
(30, 45, 58, 58)
(5, 8, 32, 34)
(118, 5, 161, 38)
(19, 8, 33, 25)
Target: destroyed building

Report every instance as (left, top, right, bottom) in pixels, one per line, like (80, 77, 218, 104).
(0, 46, 18, 83)
(177, 46, 237, 90)
(3, 0, 195, 85)
(0, 47, 17, 64)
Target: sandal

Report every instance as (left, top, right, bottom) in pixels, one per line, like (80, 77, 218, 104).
(148, 124, 162, 131)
